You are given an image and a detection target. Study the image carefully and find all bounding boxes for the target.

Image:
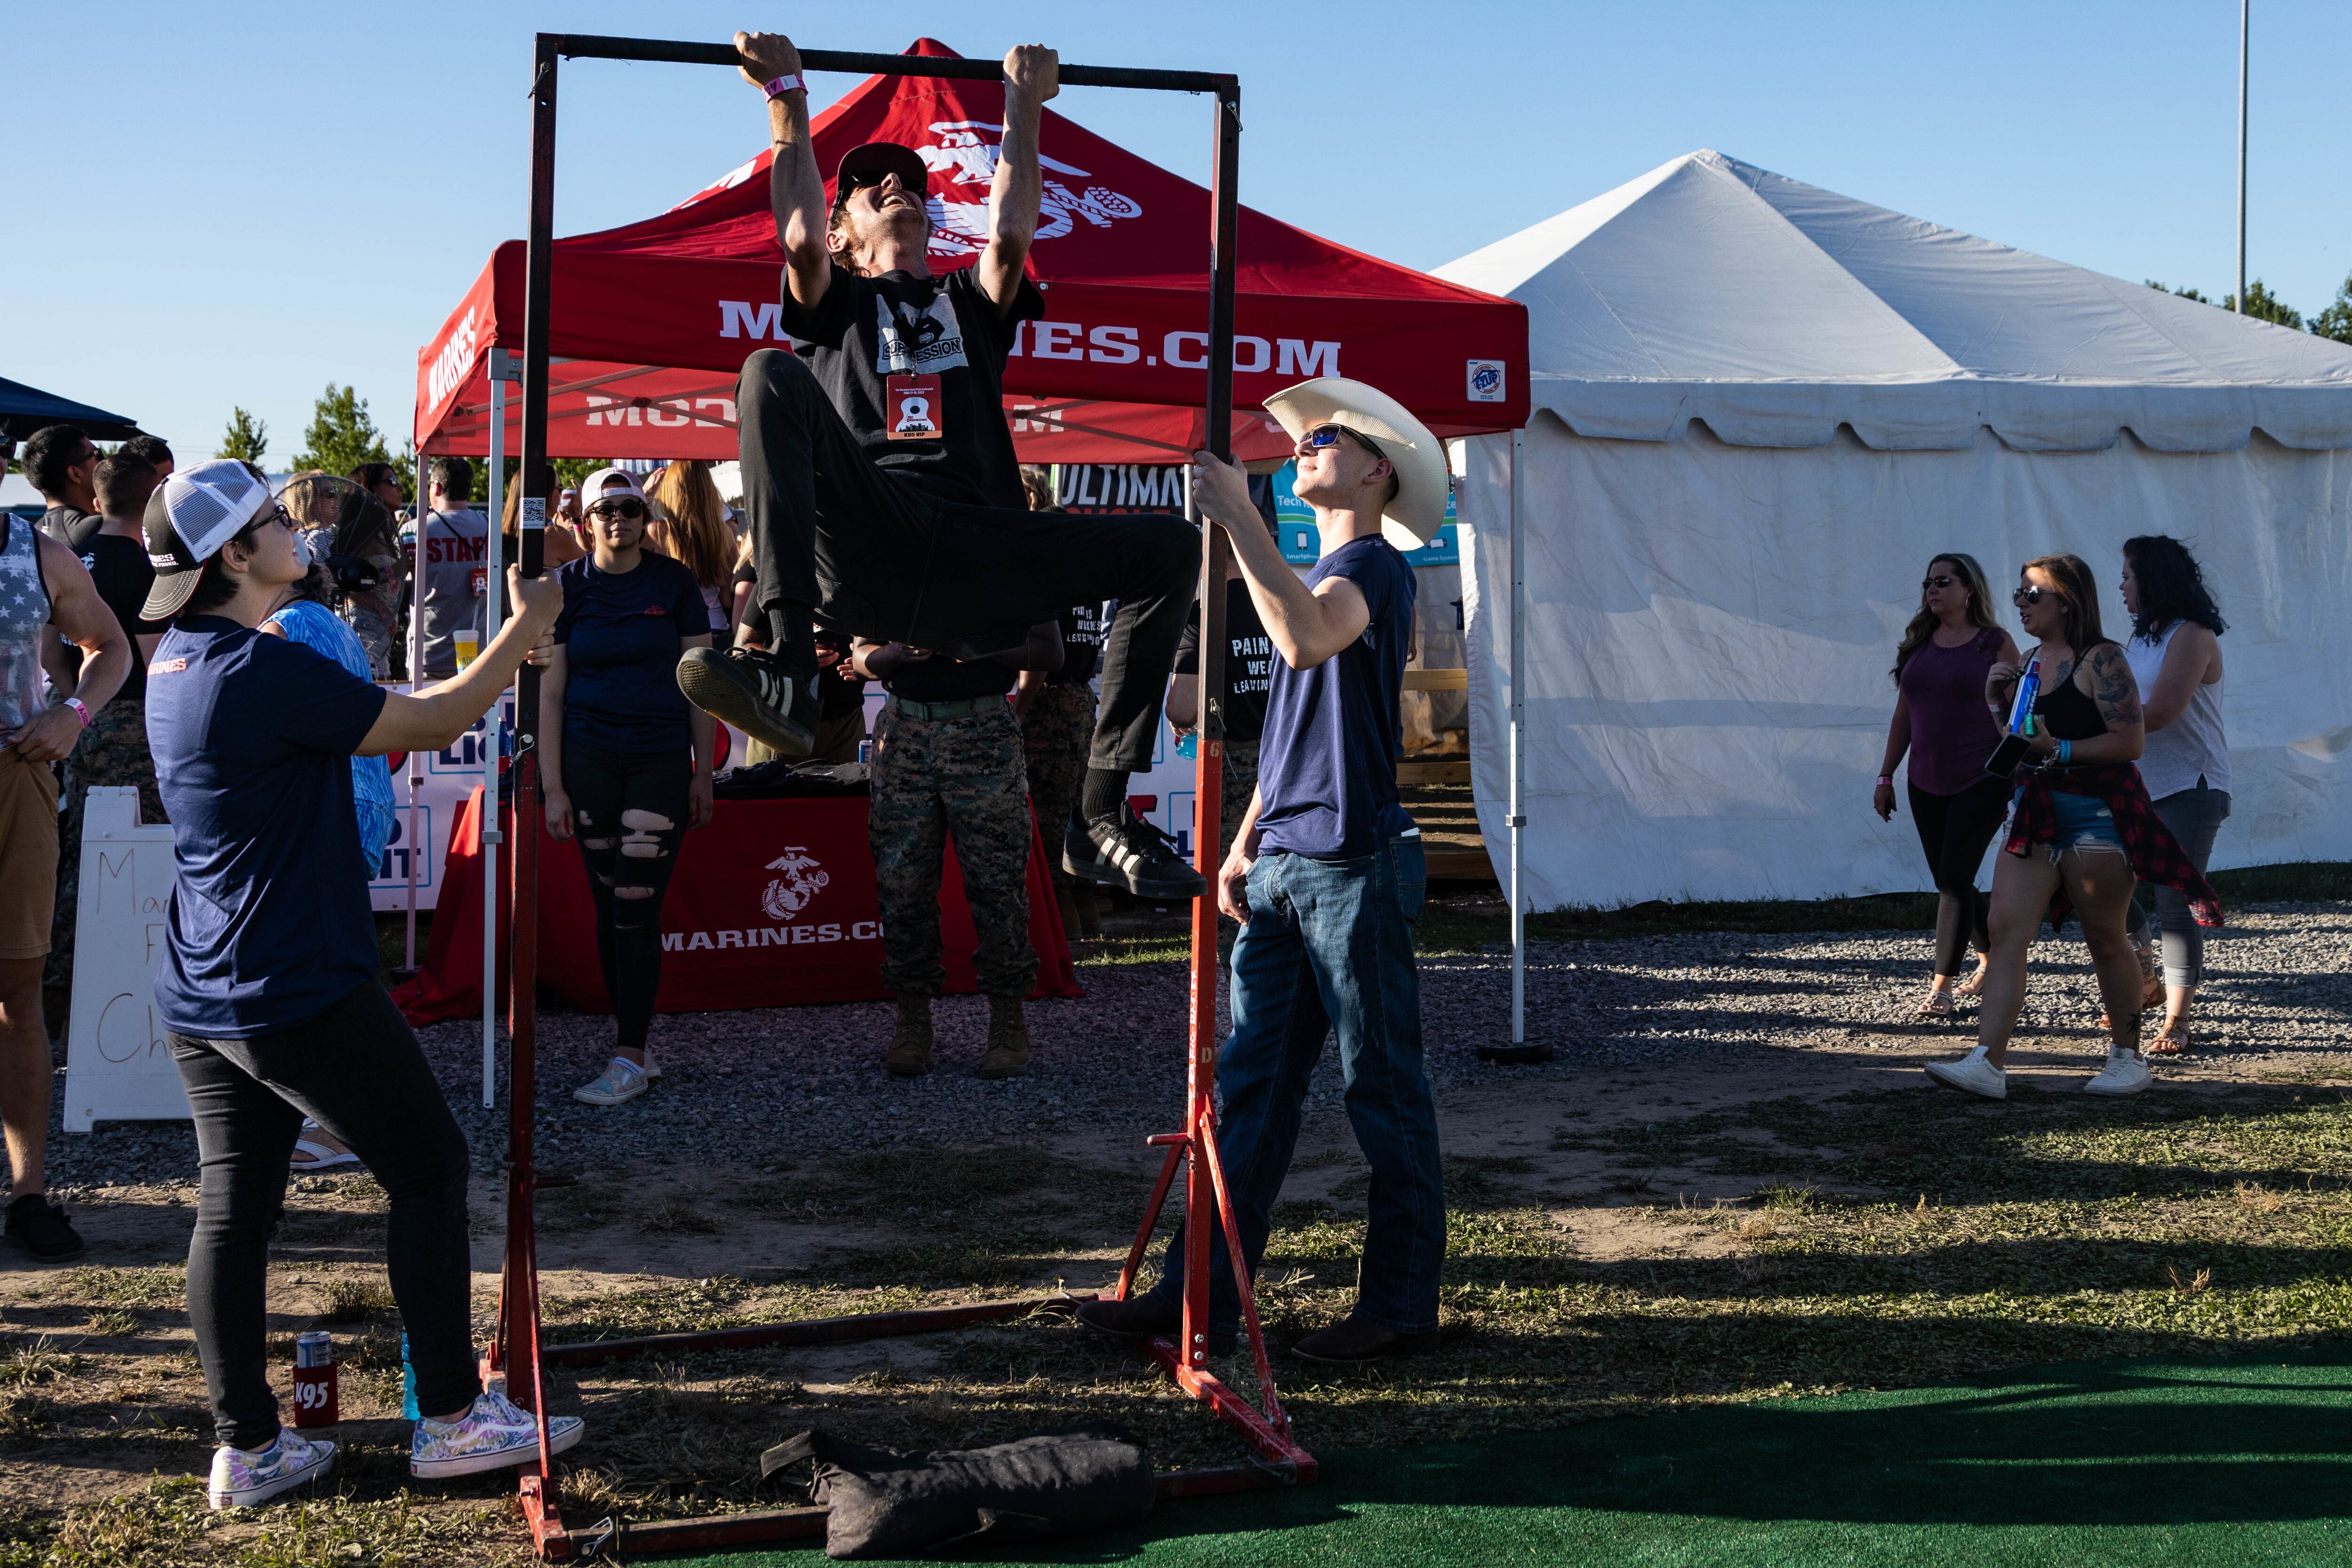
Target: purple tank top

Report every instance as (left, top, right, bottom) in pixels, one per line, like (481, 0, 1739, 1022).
(1898, 628, 2002, 795)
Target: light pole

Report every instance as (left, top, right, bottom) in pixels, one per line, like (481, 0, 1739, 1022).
(2235, 0, 2248, 312)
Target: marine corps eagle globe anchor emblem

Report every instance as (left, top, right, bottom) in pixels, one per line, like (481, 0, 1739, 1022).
(761, 847, 830, 921)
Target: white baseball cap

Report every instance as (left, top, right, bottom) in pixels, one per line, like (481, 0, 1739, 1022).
(579, 467, 647, 508)
(142, 459, 278, 620)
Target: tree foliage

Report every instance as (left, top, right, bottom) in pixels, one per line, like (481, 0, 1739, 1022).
(2223, 279, 2303, 330)
(218, 407, 269, 464)
(291, 383, 391, 476)
(2310, 271, 2352, 346)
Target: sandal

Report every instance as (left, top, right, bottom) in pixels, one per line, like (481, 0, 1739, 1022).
(2145, 1019, 2189, 1056)
(1953, 961, 1990, 998)
(290, 1134, 359, 1173)
(1916, 991, 1956, 1018)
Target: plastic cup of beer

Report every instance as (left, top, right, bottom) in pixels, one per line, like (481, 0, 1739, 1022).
(453, 628, 480, 670)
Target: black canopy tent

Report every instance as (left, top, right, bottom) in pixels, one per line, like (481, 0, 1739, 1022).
(0, 376, 143, 443)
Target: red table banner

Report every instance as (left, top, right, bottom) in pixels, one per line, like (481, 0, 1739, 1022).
(394, 787, 1082, 1024)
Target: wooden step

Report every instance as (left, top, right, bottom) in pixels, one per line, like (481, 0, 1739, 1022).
(1397, 759, 1471, 786)
(1403, 667, 1469, 692)
(1423, 846, 1496, 881)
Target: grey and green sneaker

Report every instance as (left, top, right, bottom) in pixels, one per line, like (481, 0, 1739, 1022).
(209, 1427, 336, 1509)
(410, 1388, 584, 1480)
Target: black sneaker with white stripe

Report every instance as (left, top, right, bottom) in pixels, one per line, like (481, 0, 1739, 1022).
(1063, 808, 1208, 901)
(676, 647, 817, 757)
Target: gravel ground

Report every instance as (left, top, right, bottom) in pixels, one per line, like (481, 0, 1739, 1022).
(44, 902, 2351, 1192)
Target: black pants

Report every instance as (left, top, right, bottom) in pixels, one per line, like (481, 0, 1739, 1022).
(170, 982, 478, 1450)
(737, 347, 1197, 773)
(1908, 776, 2011, 976)
(564, 743, 691, 1053)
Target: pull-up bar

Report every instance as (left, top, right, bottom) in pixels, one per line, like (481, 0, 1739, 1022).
(493, 33, 1275, 1561)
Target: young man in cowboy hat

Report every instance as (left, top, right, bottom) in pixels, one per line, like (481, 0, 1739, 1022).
(678, 30, 1205, 902)
(1080, 377, 1446, 1364)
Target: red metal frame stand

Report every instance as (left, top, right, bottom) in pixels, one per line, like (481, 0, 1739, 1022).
(487, 34, 1301, 1560)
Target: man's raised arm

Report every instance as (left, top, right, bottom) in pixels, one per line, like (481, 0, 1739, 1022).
(979, 44, 1059, 313)
(738, 30, 831, 310)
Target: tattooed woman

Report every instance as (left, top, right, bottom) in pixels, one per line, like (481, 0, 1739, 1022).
(1923, 554, 2219, 1102)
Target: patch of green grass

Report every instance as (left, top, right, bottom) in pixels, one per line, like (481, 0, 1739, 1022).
(317, 1276, 395, 1324)
(731, 1143, 1068, 1227)
(639, 1198, 723, 1235)
(2206, 860, 2352, 902)
(46, 1267, 183, 1310)
(44, 1476, 516, 1568)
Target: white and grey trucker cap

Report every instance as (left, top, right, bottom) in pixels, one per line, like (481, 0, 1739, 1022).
(142, 459, 276, 619)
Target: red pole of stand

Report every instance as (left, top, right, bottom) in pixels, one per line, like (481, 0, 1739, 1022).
(497, 31, 568, 1558)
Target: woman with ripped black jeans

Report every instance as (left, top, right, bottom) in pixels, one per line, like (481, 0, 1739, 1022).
(540, 468, 716, 1105)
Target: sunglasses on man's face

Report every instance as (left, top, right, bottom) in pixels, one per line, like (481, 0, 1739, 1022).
(1922, 575, 1957, 591)
(2012, 586, 2050, 607)
(842, 168, 918, 195)
(1302, 423, 1385, 462)
(589, 500, 647, 522)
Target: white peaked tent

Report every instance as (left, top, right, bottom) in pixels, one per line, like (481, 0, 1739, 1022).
(1436, 150, 2352, 912)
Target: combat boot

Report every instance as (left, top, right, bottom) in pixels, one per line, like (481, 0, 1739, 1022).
(978, 993, 1030, 1079)
(884, 994, 934, 1077)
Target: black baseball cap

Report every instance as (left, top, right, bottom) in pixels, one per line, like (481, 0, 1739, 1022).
(834, 142, 931, 196)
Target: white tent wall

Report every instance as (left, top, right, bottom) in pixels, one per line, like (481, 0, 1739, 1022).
(1458, 417, 2352, 912)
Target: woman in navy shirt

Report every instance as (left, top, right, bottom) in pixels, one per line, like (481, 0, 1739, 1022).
(139, 460, 580, 1507)
(540, 469, 716, 1106)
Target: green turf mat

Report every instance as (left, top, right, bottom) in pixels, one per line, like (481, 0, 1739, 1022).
(662, 1348, 2352, 1567)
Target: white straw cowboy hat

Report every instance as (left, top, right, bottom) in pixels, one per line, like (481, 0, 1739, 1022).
(1263, 377, 1449, 549)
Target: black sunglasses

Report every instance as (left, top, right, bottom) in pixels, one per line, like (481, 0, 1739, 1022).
(842, 168, 919, 194)
(1303, 423, 1385, 462)
(1921, 575, 1957, 591)
(589, 499, 647, 521)
(2012, 586, 2050, 607)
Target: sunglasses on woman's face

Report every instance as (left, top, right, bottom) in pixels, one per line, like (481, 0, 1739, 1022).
(2012, 586, 2049, 607)
(1922, 575, 1956, 591)
(590, 500, 646, 522)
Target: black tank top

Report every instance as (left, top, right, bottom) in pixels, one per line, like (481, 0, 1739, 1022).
(2033, 646, 2113, 741)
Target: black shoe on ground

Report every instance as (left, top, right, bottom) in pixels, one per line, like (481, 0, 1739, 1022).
(1073, 1295, 1236, 1357)
(1290, 1316, 1440, 1364)
(1062, 809, 1209, 901)
(5, 1193, 86, 1263)
(675, 647, 817, 757)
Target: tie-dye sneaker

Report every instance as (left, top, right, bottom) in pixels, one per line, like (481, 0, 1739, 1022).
(208, 1426, 337, 1508)
(409, 1387, 585, 1479)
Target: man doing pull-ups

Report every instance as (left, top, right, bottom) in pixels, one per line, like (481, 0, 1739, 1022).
(678, 30, 1204, 899)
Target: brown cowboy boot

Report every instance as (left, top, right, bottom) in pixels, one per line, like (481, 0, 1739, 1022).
(884, 994, 934, 1077)
(978, 993, 1030, 1079)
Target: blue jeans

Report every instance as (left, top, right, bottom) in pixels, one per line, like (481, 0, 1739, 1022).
(1146, 834, 1443, 1337)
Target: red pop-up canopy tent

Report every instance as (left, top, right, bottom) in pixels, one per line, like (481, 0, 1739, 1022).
(413, 39, 1527, 463)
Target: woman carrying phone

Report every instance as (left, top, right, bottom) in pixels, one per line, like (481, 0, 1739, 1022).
(1873, 554, 2018, 1014)
(1923, 554, 2219, 1102)
(540, 469, 717, 1106)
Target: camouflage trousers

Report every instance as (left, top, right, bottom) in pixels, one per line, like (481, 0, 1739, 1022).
(869, 701, 1037, 998)
(48, 700, 167, 990)
(1019, 680, 1095, 903)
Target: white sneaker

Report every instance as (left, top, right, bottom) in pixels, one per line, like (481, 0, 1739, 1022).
(2083, 1051, 2153, 1097)
(410, 1387, 584, 1479)
(1924, 1047, 2007, 1100)
(639, 1046, 661, 1080)
(573, 1056, 649, 1105)
(208, 1426, 336, 1508)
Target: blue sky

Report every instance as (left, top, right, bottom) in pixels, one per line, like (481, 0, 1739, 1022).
(10, 0, 2346, 462)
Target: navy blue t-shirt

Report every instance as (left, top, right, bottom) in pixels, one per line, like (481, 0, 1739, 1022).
(1253, 536, 1417, 861)
(146, 617, 390, 1038)
(553, 553, 712, 753)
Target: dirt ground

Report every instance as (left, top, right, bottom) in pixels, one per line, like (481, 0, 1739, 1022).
(6, 911, 2348, 1565)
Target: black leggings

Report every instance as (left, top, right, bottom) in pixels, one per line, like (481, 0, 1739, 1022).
(736, 347, 1197, 773)
(564, 743, 691, 1053)
(171, 982, 478, 1450)
(1908, 776, 2011, 977)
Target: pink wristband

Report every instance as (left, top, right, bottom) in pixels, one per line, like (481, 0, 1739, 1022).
(1875, 774, 1893, 785)
(763, 73, 805, 99)
(64, 697, 91, 729)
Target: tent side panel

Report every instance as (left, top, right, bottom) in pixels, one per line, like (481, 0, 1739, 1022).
(1459, 420, 2352, 909)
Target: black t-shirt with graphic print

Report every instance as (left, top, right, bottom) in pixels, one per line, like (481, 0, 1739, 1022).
(781, 261, 1045, 510)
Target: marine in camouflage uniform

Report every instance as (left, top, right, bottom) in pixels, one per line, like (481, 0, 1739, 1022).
(47, 700, 167, 990)
(1019, 677, 1096, 931)
(868, 702, 1037, 1001)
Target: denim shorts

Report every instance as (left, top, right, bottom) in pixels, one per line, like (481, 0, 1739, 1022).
(2039, 788, 2126, 859)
